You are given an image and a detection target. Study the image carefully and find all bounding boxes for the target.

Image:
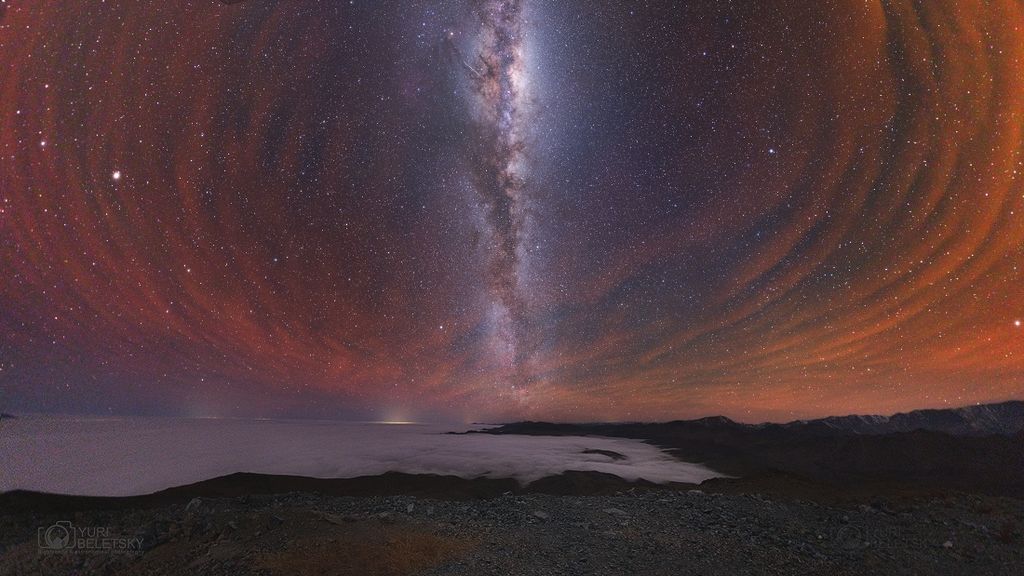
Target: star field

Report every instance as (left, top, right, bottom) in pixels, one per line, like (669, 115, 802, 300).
(1, 0, 1022, 422)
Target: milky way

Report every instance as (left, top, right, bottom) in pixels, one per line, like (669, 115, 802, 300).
(459, 0, 535, 396)
(1, 0, 1023, 422)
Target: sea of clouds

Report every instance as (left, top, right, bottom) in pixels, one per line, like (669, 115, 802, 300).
(0, 416, 724, 496)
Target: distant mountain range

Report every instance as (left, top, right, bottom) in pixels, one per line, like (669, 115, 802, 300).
(490, 400, 1024, 438)
(478, 401, 1024, 496)
(770, 401, 1024, 437)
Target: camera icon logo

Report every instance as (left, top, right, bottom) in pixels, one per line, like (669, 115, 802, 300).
(38, 521, 73, 551)
(835, 524, 867, 549)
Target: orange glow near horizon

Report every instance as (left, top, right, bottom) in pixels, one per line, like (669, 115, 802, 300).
(0, 0, 1022, 422)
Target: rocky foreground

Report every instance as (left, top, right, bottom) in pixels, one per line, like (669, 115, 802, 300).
(3, 402, 1022, 575)
(1, 481, 1022, 576)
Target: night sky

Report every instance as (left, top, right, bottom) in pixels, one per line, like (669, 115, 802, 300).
(1, 0, 1023, 422)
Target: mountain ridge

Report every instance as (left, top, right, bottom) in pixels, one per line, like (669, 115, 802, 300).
(501, 400, 1024, 437)
(774, 400, 1024, 436)
(474, 401, 1024, 497)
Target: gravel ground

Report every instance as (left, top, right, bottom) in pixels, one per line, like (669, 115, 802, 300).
(2, 489, 1022, 575)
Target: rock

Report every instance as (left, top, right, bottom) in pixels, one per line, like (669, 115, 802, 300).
(532, 510, 550, 520)
(581, 448, 627, 461)
(137, 526, 161, 551)
(86, 555, 106, 571)
(185, 497, 203, 513)
(319, 512, 356, 525)
(943, 540, 954, 549)
(602, 508, 628, 517)
(687, 490, 704, 496)
(406, 503, 415, 513)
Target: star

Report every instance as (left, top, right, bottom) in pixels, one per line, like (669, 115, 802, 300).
(3, 0, 1024, 422)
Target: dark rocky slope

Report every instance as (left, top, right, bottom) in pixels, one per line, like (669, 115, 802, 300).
(3, 489, 1022, 575)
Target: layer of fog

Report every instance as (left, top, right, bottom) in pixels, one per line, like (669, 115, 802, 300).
(0, 416, 724, 496)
